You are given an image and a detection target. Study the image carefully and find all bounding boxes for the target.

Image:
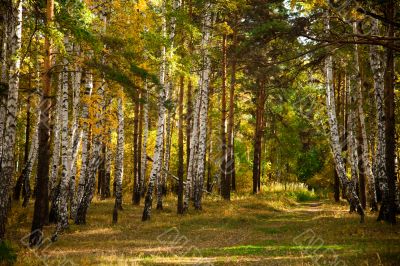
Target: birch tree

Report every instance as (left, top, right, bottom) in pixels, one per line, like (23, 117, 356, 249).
(0, 0, 23, 240)
(142, 0, 167, 221)
(324, 15, 364, 222)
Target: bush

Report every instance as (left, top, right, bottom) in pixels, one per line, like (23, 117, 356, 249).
(289, 190, 320, 202)
(0, 241, 17, 265)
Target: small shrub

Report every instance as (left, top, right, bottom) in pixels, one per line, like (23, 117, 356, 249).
(0, 241, 17, 265)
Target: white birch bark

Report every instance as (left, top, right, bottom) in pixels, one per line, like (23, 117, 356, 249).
(49, 75, 62, 194)
(353, 22, 377, 210)
(0, 15, 8, 159)
(75, 79, 105, 224)
(369, 19, 388, 210)
(0, 0, 23, 239)
(324, 15, 364, 222)
(114, 96, 124, 210)
(194, 4, 212, 210)
(55, 36, 71, 235)
(71, 70, 92, 218)
(142, 0, 167, 221)
(140, 86, 149, 196)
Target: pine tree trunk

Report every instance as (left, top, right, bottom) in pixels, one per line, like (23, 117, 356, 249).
(381, 1, 397, 224)
(324, 15, 364, 223)
(30, 0, 53, 246)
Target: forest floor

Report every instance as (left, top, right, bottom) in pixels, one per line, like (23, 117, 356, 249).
(4, 191, 400, 265)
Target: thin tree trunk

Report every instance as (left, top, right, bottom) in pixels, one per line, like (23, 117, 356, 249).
(140, 86, 149, 197)
(228, 31, 237, 192)
(177, 76, 184, 214)
(14, 93, 31, 201)
(143, 0, 167, 220)
(353, 22, 375, 210)
(75, 79, 106, 224)
(114, 96, 124, 213)
(194, 5, 212, 209)
(324, 15, 364, 223)
(71, 71, 92, 218)
(220, 33, 229, 200)
(132, 94, 140, 205)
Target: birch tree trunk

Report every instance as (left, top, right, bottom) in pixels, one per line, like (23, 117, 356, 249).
(132, 96, 140, 205)
(369, 19, 390, 221)
(353, 22, 377, 211)
(142, 0, 167, 221)
(0, 0, 22, 240)
(49, 77, 62, 195)
(75, 80, 105, 224)
(220, 33, 228, 200)
(53, 37, 71, 238)
(114, 96, 124, 214)
(194, 4, 212, 210)
(0, 11, 9, 161)
(324, 15, 364, 223)
(177, 76, 184, 214)
(140, 87, 149, 197)
(71, 70, 92, 219)
(69, 46, 82, 209)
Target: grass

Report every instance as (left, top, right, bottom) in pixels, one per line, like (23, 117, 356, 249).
(3, 188, 400, 265)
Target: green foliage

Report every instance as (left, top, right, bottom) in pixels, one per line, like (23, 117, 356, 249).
(0, 241, 17, 265)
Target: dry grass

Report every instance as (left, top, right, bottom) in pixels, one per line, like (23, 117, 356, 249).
(3, 190, 400, 265)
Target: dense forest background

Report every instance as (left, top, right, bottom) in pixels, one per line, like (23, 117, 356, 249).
(0, 0, 399, 264)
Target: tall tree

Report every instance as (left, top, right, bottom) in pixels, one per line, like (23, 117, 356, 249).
(30, 0, 53, 246)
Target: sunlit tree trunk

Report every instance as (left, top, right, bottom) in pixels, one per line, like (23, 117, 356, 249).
(133, 95, 140, 205)
(0, 9, 9, 161)
(220, 33, 229, 200)
(142, 0, 167, 221)
(324, 15, 364, 222)
(72, 70, 92, 219)
(353, 22, 376, 211)
(54, 37, 71, 238)
(114, 96, 124, 214)
(177, 76, 184, 214)
(69, 48, 82, 209)
(49, 77, 62, 195)
(75, 80, 105, 224)
(228, 31, 237, 191)
(193, 3, 212, 209)
(140, 86, 149, 197)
